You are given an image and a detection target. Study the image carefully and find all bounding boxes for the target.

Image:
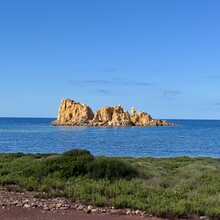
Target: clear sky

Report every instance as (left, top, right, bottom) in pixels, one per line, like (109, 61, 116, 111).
(0, 0, 220, 119)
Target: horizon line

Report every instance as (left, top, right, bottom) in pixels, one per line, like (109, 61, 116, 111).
(0, 116, 219, 121)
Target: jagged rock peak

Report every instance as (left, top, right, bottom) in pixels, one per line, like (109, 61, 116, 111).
(52, 98, 94, 126)
(52, 98, 174, 127)
(91, 105, 133, 126)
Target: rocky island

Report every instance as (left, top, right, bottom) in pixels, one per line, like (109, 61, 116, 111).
(52, 98, 174, 126)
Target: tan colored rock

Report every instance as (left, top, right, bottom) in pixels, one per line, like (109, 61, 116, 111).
(137, 112, 152, 126)
(92, 106, 114, 126)
(52, 99, 94, 126)
(111, 106, 132, 126)
(130, 108, 152, 126)
(92, 105, 132, 126)
(52, 98, 174, 127)
(130, 107, 138, 124)
(149, 119, 173, 126)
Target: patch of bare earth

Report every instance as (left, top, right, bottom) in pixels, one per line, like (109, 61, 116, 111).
(0, 205, 170, 220)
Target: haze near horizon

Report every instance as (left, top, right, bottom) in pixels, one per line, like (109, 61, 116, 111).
(0, 0, 219, 119)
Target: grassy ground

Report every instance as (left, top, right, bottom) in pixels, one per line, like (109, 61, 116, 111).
(0, 149, 220, 218)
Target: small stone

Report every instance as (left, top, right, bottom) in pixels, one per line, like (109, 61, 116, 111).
(70, 205, 76, 210)
(10, 201, 19, 206)
(49, 204, 56, 209)
(87, 205, 93, 211)
(77, 205, 84, 210)
(30, 203, 36, 207)
(38, 202, 43, 208)
(200, 217, 209, 220)
(144, 214, 154, 218)
(24, 204, 30, 208)
(3, 202, 11, 206)
(22, 199, 29, 204)
(16, 202, 23, 207)
(59, 206, 69, 210)
(91, 208, 98, 213)
(111, 209, 121, 214)
(43, 204, 49, 210)
(56, 203, 62, 208)
(126, 210, 131, 215)
(73, 204, 79, 209)
(140, 211, 146, 216)
(135, 210, 140, 215)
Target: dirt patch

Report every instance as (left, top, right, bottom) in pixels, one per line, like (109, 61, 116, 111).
(0, 205, 170, 220)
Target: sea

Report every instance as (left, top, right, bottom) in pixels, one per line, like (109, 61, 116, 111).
(0, 118, 219, 158)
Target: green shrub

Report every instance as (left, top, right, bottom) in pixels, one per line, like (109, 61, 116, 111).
(44, 149, 94, 179)
(93, 194, 107, 207)
(111, 194, 132, 208)
(62, 149, 92, 158)
(22, 161, 45, 179)
(87, 157, 138, 180)
(6, 152, 25, 159)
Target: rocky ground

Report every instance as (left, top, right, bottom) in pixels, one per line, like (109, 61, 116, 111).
(0, 188, 207, 220)
(0, 188, 147, 216)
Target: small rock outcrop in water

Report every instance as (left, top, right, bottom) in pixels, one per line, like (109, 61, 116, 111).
(52, 98, 174, 126)
(53, 99, 94, 126)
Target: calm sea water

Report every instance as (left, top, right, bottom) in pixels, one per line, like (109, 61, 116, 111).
(0, 118, 219, 158)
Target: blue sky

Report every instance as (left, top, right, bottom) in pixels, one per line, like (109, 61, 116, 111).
(0, 0, 220, 119)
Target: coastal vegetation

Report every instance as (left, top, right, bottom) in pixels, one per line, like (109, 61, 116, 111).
(0, 149, 220, 218)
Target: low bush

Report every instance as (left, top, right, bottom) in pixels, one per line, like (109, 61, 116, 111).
(43, 149, 94, 179)
(62, 149, 93, 158)
(87, 157, 138, 180)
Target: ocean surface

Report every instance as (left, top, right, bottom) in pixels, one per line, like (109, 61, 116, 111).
(0, 118, 220, 158)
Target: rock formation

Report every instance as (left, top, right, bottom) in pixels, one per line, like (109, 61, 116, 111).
(130, 107, 152, 126)
(111, 106, 132, 126)
(92, 106, 114, 126)
(52, 99, 94, 126)
(52, 98, 174, 126)
(92, 105, 133, 126)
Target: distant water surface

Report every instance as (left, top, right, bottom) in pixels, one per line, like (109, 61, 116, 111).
(0, 118, 220, 158)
